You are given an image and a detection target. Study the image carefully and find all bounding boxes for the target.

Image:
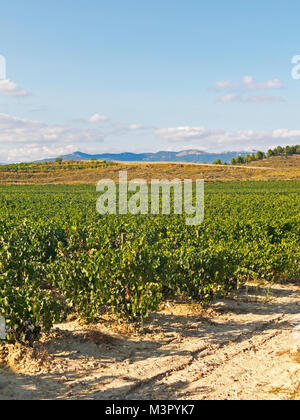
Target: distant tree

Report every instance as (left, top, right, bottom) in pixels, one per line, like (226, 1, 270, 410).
(256, 151, 265, 160)
(250, 154, 256, 161)
(245, 155, 253, 163)
(284, 146, 293, 155)
(275, 146, 283, 156)
(213, 159, 223, 165)
(267, 149, 275, 158)
(236, 156, 245, 164)
(55, 158, 63, 164)
(231, 158, 237, 165)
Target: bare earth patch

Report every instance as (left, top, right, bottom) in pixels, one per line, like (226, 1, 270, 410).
(0, 283, 300, 400)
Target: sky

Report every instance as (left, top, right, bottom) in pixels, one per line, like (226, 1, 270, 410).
(1, 0, 300, 162)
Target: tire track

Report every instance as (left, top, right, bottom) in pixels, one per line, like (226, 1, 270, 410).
(121, 314, 288, 399)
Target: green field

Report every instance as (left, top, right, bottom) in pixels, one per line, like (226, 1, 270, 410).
(0, 181, 299, 343)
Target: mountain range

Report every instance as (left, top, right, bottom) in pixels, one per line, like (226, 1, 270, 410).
(37, 150, 250, 164)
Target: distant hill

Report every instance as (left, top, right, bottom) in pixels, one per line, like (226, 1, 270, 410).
(37, 150, 249, 164)
(245, 154, 300, 169)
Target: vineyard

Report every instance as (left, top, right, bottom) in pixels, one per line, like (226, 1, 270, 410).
(0, 181, 299, 344)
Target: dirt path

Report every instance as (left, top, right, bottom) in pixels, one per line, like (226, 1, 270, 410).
(1, 283, 300, 400)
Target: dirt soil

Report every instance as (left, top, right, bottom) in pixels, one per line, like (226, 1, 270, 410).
(0, 283, 300, 400)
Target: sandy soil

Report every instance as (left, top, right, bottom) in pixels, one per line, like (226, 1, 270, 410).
(0, 283, 300, 400)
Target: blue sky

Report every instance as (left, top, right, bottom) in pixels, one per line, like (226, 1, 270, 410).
(0, 0, 300, 161)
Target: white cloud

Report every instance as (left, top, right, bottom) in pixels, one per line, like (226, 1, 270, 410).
(0, 113, 105, 146)
(6, 144, 78, 163)
(217, 93, 241, 103)
(271, 128, 300, 139)
(156, 126, 223, 141)
(2, 112, 299, 162)
(212, 76, 284, 103)
(214, 80, 235, 90)
(108, 123, 148, 136)
(0, 79, 30, 97)
(155, 125, 300, 152)
(242, 75, 282, 90)
(0, 113, 151, 161)
(88, 113, 109, 123)
(128, 124, 143, 130)
(245, 95, 285, 103)
(217, 94, 285, 103)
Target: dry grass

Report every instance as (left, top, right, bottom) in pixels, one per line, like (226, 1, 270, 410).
(245, 154, 300, 169)
(0, 342, 52, 374)
(290, 382, 300, 400)
(0, 155, 299, 184)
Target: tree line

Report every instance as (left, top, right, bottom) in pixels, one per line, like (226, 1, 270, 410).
(212, 144, 300, 166)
